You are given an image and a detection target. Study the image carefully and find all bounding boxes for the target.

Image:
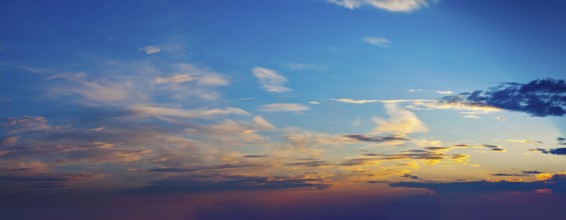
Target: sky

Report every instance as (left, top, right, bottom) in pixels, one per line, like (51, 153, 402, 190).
(1, 0, 566, 219)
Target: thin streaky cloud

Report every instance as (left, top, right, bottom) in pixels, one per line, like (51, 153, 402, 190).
(363, 37, 391, 47)
(252, 67, 291, 93)
(140, 45, 161, 54)
(260, 103, 310, 112)
(329, 0, 429, 13)
(132, 105, 249, 119)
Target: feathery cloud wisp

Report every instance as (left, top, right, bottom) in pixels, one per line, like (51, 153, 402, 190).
(252, 67, 291, 93)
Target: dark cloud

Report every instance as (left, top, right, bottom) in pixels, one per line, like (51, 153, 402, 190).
(531, 148, 566, 155)
(491, 170, 543, 177)
(243, 155, 269, 158)
(453, 144, 505, 152)
(401, 174, 421, 180)
(424, 147, 450, 151)
(558, 137, 566, 145)
(285, 161, 329, 167)
(148, 164, 265, 173)
(343, 134, 409, 143)
(125, 175, 330, 194)
(341, 151, 453, 166)
(443, 78, 566, 117)
(391, 174, 566, 194)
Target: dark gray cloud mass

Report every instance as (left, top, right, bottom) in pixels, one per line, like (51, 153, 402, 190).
(390, 174, 566, 194)
(443, 79, 566, 117)
(531, 148, 566, 155)
(343, 134, 409, 143)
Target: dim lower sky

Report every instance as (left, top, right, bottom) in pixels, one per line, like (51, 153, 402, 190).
(1, 0, 566, 219)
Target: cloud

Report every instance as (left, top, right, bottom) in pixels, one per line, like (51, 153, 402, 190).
(334, 98, 380, 104)
(140, 45, 161, 54)
(252, 67, 291, 93)
(1, 116, 49, 133)
(285, 63, 327, 71)
(343, 134, 409, 143)
(558, 137, 566, 145)
(260, 103, 309, 112)
(442, 79, 566, 117)
(154, 64, 228, 86)
(372, 103, 428, 135)
(329, 0, 430, 12)
(309, 101, 321, 105)
(0, 137, 18, 146)
(390, 173, 566, 194)
(125, 175, 329, 194)
(132, 105, 249, 119)
(530, 148, 566, 155)
(285, 160, 329, 167)
(435, 91, 453, 95)
(47, 72, 134, 103)
(491, 170, 543, 177)
(363, 37, 391, 47)
(453, 144, 506, 152)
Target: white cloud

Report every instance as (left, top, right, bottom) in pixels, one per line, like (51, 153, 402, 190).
(334, 98, 436, 104)
(329, 0, 429, 13)
(309, 101, 321, 105)
(164, 64, 228, 86)
(285, 63, 327, 71)
(435, 90, 453, 95)
(252, 67, 291, 93)
(363, 37, 391, 47)
(140, 45, 161, 54)
(334, 98, 379, 104)
(133, 105, 249, 119)
(372, 103, 428, 135)
(48, 72, 134, 103)
(260, 103, 310, 112)
(253, 116, 275, 129)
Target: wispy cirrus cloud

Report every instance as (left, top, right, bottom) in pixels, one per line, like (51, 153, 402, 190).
(260, 103, 309, 112)
(132, 105, 249, 119)
(329, 0, 430, 13)
(139, 45, 161, 55)
(252, 67, 291, 93)
(363, 37, 391, 47)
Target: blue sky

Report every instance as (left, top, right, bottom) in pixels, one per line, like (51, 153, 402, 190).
(1, 0, 566, 219)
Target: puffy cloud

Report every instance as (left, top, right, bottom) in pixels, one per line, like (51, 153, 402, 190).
(372, 103, 428, 135)
(132, 105, 249, 119)
(140, 45, 161, 54)
(329, 0, 430, 12)
(442, 79, 566, 117)
(252, 67, 291, 93)
(363, 37, 391, 47)
(260, 103, 309, 112)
